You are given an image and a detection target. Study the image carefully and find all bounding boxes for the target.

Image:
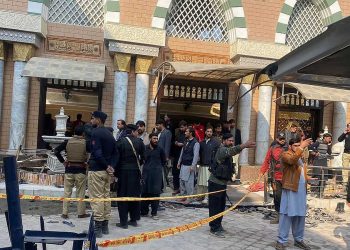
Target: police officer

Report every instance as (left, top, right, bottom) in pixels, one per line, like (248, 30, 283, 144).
(88, 111, 116, 238)
(115, 124, 145, 229)
(54, 125, 89, 219)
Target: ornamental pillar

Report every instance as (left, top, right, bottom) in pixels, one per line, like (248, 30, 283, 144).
(134, 56, 153, 123)
(237, 74, 254, 165)
(9, 43, 35, 149)
(112, 53, 131, 127)
(255, 74, 274, 165)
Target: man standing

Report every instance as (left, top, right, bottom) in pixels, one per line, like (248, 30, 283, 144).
(208, 134, 255, 238)
(115, 124, 145, 229)
(258, 132, 286, 224)
(54, 125, 90, 219)
(229, 119, 242, 185)
(156, 119, 172, 186)
(141, 133, 166, 219)
(309, 133, 332, 196)
(177, 127, 200, 204)
(198, 127, 220, 204)
(284, 123, 298, 148)
(136, 120, 150, 146)
(338, 123, 350, 184)
(172, 120, 187, 195)
(275, 137, 312, 250)
(72, 113, 85, 132)
(115, 119, 127, 141)
(88, 111, 116, 238)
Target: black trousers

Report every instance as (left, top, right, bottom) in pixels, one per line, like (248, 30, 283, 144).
(117, 169, 141, 225)
(273, 180, 282, 213)
(208, 180, 227, 232)
(172, 157, 180, 190)
(141, 193, 160, 216)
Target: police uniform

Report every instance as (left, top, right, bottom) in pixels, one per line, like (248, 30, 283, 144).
(115, 125, 145, 228)
(54, 135, 88, 218)
(88, 111, 117, 236)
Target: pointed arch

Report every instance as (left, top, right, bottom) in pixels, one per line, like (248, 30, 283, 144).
(275, 0, 343, 44)
(151, 0, 248, 43)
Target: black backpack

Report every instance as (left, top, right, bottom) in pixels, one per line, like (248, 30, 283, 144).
(208, 147, 235, 181)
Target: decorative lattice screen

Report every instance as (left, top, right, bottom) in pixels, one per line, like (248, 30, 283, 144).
(286, 0, 324, 50)
(48, 0, 104, 27)
(166, 0, 229, 43)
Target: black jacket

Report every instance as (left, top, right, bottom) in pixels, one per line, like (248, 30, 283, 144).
(338, 133, 350, 153)
(89, 126, 117, 171)
(115, 135, 145, 172)
(199, 138, 221, 165)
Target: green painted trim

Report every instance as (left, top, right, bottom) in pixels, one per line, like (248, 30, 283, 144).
(281, 4, 293, 15)
(276, 22, 288, 33)
(329, 11, 343, 23)
(106, 1, 120, 12)
(154, 6, 168, 18)
(324, 0, 337, 6)
(227, 17, 246, 29)
(226, 0, 243, 8)
(29, 0, 50, 7)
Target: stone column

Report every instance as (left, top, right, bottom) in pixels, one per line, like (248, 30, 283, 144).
(238, 74, 254, 166)
(112, 53, 131, 127)
(332, 102, 347, 168)
(0, 42, 4, 127)
(9, 43, 35, 149)
(134, 56, 153, 123)
(255, 75, 274, 165)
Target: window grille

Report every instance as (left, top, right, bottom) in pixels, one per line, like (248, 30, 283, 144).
(166, 0, 229, 43)
(48, 0, 104, 28)
(286, 0, 324, 50)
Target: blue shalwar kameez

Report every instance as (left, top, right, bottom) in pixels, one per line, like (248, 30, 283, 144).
(278, 160, 307, 244)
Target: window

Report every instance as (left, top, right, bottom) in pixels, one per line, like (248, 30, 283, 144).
(166, 0, 229, 43)
(48, 0, 104, 28)
(286, 0, 324, 50)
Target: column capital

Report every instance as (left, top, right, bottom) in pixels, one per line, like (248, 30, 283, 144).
(0, 41, 4, 60)
(13, 43, 35, 62)
(241, 74, 255, 85)
(257, 74, 274, 87)
(135, 55, 153, 74)
(113, 53, 131, 72)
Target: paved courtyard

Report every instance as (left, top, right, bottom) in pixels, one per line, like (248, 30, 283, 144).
(0, 198, 349, 250)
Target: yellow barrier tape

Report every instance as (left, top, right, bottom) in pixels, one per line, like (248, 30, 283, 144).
(0, 189, 226, 202)
(97, 176, 263, 247)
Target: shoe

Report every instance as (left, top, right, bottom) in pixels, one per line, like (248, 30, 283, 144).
(172, 189, 180, 195)
(140, 213, 149, 217)
(294, 240, 311, 250)
(102, 220, 109, 234)
(94, 221, 103, 238)
(218, 226, 226, 232)
(116, 223, 128, 229)
(275, 242, 286, 250)
(128, 220, 138, 227)
(61, 214, 68, 219)
(210, 229, 225, 238)
(202, 198, 208, 204)
(158, 204, 166, 211)
(232, 180, 241, 185)
(151, 215, 159, 220)
(78, 214, 90, 218)
(270, 217, 279, 224)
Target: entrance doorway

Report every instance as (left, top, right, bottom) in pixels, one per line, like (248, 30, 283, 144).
(157, 78, 228, 127)
(37, 78, 103, 148)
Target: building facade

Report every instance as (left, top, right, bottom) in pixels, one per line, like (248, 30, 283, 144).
(0, 0, 350, 177)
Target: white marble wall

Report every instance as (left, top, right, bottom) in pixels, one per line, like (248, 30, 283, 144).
(112, 71, 128, 128)
(0, 60, 4, 126)
(134, 74, 149, 123)
(255, 85, 273, 165)
(9, 61, 30, 149)
(238, 83, 252, 165)
(332, 102, 347, 167)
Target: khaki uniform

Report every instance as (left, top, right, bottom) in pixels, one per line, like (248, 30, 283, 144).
(63, 173, 87, 215)
(342, 153, 350, 182)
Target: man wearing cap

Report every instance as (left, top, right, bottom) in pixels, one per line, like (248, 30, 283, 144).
(136, 120, 150, 146)
(309, 133, 332, 196)
(115, 124, 145, 229)
(88, 111, 117, 238)
(258, 132, 286, 224)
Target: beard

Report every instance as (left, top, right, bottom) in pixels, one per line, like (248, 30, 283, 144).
(151, 141, 158, 148)
(92, 124, 97, 128)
